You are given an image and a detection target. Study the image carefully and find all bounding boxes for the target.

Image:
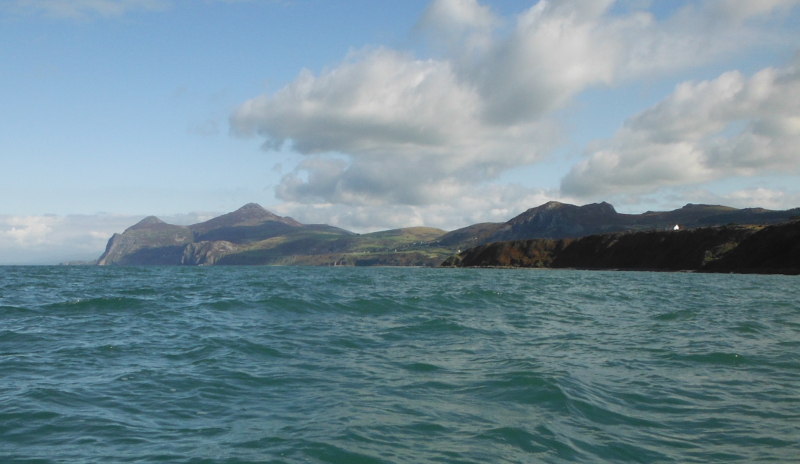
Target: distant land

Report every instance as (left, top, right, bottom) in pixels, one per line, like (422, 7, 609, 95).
(97, 203, 450, 267)
(92, 201, 800, 273)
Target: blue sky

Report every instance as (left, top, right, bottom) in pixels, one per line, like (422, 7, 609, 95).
(1, 0, 799, 263)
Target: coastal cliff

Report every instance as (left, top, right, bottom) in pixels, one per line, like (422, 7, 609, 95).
(441, 221, 800, 275)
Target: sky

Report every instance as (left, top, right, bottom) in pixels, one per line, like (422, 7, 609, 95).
(1, 0, 799, 264)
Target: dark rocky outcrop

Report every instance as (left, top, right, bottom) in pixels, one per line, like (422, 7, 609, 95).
(700, 221, 800, 274)
(96, 217, 194, 265)
(550, 226, 756, 271)
(441, 221, 800, 275)
(440, 239, 569, 268)
(180, 241, 239, 265)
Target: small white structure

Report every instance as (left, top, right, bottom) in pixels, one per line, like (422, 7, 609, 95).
(673, 224, 680, 231)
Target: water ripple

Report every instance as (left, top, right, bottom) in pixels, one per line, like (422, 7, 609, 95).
(0, 266, 798, 463)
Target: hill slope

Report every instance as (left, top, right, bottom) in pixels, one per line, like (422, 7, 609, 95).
(97, 205, 451, 266)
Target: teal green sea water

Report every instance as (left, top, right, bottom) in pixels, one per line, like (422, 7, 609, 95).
(1, 266, 798, 463)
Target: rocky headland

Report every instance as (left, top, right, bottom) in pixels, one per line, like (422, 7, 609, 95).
(440, 221, 800, 275)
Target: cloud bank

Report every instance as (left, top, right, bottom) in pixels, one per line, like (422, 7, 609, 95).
(0, 214, 133, 264)
(231, 0, 800, 226)
(562, 61, 800, 197)
(0, 212, 220, 265)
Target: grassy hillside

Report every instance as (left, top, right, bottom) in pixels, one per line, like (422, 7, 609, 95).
(216, 227, 452, 266)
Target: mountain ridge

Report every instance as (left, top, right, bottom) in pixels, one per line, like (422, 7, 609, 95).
(96, 201, 800, 267)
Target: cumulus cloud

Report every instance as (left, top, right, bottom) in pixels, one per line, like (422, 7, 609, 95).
(0, 214, 134, 264)
(562, 62, 800, 197)
(232, 46, 561, 205)
(272, 184, 569, 232)
(231, 0, 799, 211)
(1, 216, 58, 246)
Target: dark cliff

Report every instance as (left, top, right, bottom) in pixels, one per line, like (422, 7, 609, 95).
(441, 221, 800, 275)
(700, 221, 800, 274)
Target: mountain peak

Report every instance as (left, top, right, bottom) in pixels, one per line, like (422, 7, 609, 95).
(236, 203, 268, 213)
(506, 201, 617, 222)
(190, 203, 301, 234)
(125, 216, 180, 232)
(542, 201, 566, 209)
(581, 201, 617, 214)
(138, 216, 165, 225)
(491, 200, 622, 241)
(520, 201, 570, 216)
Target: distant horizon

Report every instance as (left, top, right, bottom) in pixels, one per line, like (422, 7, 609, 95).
(7, 198, 798, 266)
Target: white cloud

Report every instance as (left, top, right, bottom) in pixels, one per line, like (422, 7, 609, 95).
(232, 46, 561, 206)
(0, 215, 113, 263)
(562, 62, 800, 197)
(272, 184, 568, 232)
(417, 0, 499, 58)
(232, 0, 800, 213)
(1, 216, 58, 245)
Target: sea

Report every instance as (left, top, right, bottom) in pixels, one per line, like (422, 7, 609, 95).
(1, 266, 798, 464)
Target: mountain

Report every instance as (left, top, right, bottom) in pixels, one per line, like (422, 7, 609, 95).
(97, 204, 452, 266)
(441, 221, 800, 275)
(97, 217, 194, 266)
(189, 203, 304, 243)
(435, 201, 800, 249)
(97, 201, 800, 267)
(434, 223, 503, 249)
